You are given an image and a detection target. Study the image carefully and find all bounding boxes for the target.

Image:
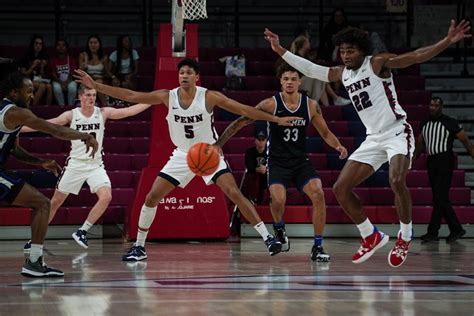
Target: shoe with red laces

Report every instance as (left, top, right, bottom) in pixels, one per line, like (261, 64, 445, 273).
(388, 233, 411, 268)
(352, 229, 389, 264)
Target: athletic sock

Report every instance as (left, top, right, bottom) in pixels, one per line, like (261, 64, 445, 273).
(273, 221, 285, 230)
(254, 222, 271, 240)
(356, 218, 375, 239)
(80, 220, 93, 232)
(30, 244, 43, 263)
(314, 235, 323, 247)
(400, 221, 413, 242)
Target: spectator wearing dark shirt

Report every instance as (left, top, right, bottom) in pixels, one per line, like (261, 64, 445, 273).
(20, 34, 52, 105)
(415, 97, 474, 242)
(244, 131, 268, 204)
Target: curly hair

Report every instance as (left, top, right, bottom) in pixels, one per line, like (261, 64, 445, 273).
(333, 27, 371, 55)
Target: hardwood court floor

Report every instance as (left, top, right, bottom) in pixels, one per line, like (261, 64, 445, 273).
(0, 237, 473, 315)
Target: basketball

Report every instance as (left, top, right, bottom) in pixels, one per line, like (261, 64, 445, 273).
(186, 143, 220, 176)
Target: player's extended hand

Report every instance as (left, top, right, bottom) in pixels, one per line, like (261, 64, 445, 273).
(336, 145, 348, 160)
(264, 28, 282, 51)
(40, 159, 62, 177)
(277, 116, 302, 126)
(447, 19, 471, 44)
(74, 69, 96, 89)
(83, 134, 99, 158)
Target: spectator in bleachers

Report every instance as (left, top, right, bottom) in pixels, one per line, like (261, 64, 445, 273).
(79, 34, 112, 106)
(110, 35, 139, 91)
(20, 34, 53, 106)
(243, 130, 268, 204)
(415, 96, 473, 243)
(290, 35, 350, 106)
(49, 39, 78, 106)
(320, 8, 350, 61)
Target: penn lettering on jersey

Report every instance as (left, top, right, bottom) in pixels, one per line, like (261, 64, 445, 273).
(173, 114, 203, 124)
(345, 77, 371, 94)
(76, 123, 100, 131)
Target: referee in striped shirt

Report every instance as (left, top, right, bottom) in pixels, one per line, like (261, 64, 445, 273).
(414, 96, 474, 243)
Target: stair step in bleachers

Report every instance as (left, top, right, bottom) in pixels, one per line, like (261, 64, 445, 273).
(231, 169, 465, 189)
(253, 205, 474, 224)
(200, 75, 425, 92)
(256, 187, 470, 206)
(19, 137, 150, 154)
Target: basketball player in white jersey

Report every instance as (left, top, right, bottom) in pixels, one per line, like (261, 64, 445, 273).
(22, 85, 153, 249)
(74, 58, 300, 261)
(264, 19, 471, 267)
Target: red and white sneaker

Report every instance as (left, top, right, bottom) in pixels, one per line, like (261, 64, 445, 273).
(388, 234, 411, 268)
(352, 229, 389, 264)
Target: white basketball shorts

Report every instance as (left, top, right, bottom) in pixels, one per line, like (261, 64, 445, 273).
(160, 148, 229, 188)
(349, 121, 415, 171)
(56, 158, 111, 195)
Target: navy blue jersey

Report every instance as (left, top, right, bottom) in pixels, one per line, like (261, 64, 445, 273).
(0, 99, 21, 165)
(267, 92, 310, 161)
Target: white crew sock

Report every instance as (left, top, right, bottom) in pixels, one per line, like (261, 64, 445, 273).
(135, 228, 148, 247)
(254, 222, 271, 240)
(30, 244, 44, 263)
(356, 218, 375, 239)
(135, 205, 157, 247)
(400, 221, 413, 242)
(80, 220, 93, 232)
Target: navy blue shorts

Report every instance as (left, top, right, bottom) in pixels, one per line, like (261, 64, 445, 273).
(267, 157, 320, 192)
(0, 169, 26, 203)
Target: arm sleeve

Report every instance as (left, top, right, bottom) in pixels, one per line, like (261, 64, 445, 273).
(281, 51, 330, 82)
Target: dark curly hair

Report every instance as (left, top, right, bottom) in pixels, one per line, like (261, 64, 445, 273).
(277, 62, 303, 79)
(177, 58, 200, 74)
(333, 27, 371, 55)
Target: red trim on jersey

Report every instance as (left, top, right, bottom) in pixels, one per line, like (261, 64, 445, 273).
(383, 81, 404, 120)
(403, 123, 412, 158)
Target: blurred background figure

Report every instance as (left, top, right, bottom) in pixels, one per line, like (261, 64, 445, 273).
(20, 34, 52, 106)
(79, 34, 112, 105)
(49, 39, 78, 106)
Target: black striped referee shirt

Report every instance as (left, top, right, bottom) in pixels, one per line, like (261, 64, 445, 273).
(420, 114, 462, 156)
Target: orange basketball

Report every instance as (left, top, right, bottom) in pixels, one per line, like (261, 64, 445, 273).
(187, 143, 220, 176)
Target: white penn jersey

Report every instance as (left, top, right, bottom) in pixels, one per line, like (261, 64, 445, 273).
(166, 86, 218, 152)
(69, 107, 104, 160)
(342, 56, 407, 134)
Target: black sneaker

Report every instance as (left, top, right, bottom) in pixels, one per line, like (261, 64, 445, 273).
(311, 245, 330, 262)
(446, 229, 466, 243)
(274, 227, 290, 252)
(72, 230, 88, 249)
(264, 235, 282, 256)
(420, 233, 439, 242)
(21, 256, 64, 278)
(122, 245, 148, 261)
